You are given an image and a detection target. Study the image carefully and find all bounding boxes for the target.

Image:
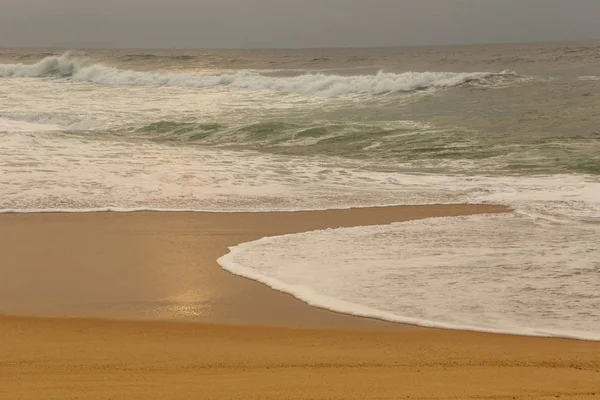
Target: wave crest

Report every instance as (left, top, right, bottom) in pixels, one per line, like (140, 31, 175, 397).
(0, 54, 517, 96)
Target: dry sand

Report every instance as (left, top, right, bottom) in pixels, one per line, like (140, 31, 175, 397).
(1, 204, 599, 399)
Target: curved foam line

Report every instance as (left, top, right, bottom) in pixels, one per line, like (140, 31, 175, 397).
(217, 231, 600, 341)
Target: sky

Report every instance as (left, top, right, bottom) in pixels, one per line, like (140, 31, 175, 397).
(1, 0, 599, 49)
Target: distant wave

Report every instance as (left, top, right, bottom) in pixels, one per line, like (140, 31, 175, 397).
(579, 76, 600, 81)
(0, 54, 517, 96)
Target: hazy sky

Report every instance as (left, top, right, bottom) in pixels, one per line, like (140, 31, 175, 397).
(1, 0, 599, 49)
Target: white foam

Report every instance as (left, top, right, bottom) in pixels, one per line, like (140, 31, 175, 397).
(0, 130, 464, 212)
(0, 54, 516, 96)
(2, 130, 598, 215)
(219, 213, 600, 340)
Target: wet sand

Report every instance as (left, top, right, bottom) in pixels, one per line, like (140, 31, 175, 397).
(1, 204, 599, 399)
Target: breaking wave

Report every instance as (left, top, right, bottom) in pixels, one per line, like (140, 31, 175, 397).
(0, 54, 517, 96)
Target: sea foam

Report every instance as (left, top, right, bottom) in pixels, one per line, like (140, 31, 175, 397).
(218, 212, 600, 341)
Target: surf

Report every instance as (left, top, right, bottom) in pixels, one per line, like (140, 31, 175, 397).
(0, 53, 518, 96)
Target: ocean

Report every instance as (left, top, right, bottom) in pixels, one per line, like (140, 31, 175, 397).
(1, 42, 599, 339)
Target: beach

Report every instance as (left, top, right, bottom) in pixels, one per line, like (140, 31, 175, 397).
(1, 205, 600, 399)
(2, 43, 600, 399)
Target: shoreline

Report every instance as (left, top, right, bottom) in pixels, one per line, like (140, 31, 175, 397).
(2, 204, 600, 399)
(0, 201, 507, 214)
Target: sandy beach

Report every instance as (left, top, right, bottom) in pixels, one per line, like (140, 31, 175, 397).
(1, 205, 599, 399)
